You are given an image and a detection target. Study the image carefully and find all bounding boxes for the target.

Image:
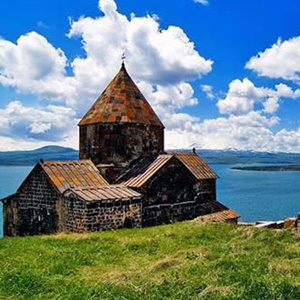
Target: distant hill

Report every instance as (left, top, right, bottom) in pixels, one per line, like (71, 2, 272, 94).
(0, 146, 300, 165)
(232, 165, 300, 171)
(0, 146, 78, 165)
(195, 149, 300, 165)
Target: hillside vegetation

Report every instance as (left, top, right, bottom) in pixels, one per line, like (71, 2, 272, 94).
(0, 222, 300, 299)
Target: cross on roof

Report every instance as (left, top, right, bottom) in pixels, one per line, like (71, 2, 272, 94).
(121, 52, 126, 65)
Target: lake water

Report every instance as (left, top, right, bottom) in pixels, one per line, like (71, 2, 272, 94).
(213, 164, 300, 222)
(1, 164, 300, 236)
(0, 166, 33, 237)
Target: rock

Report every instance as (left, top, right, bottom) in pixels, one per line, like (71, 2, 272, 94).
(284, 218, 296, 229)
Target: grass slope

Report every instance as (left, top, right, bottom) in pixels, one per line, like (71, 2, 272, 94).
(1, 222, 300, 299)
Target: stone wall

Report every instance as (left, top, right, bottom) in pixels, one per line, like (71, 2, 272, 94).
(142, 198, 219, 227)
(3, 194, 18, 236)
(143, 201, 196, 226)
(137, 158, 217, 226)
(85, 199, 142, 231)
(193, 180, 216, 203)
(8, 166, 59, 236)
(61, 195, 142, 232)
(139, 159, 216, 206)
(59, 196, 87, 232)
(79, 123, 164, 167)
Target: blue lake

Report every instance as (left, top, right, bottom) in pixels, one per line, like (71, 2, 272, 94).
(0, 166, 33, 237)
(1, 164, 300, 236)
(212, 164, 300, 222)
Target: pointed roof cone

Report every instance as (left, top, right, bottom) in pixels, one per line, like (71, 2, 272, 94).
(79, 63, 164, 127)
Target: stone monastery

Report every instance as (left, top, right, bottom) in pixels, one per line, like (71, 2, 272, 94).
(2, 63, 239, 236)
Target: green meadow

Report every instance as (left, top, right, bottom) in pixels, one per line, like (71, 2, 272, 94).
(1, 222, 300, 299)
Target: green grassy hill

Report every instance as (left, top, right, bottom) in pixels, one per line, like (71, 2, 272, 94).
(1, 222, 300, 299)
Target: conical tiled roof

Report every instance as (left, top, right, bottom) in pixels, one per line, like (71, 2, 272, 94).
(79, 63, 164, 127)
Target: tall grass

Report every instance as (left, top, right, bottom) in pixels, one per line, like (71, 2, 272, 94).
(0, 222, 300, 299)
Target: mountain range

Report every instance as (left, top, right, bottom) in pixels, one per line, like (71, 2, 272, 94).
(0, 146, 78, 165)
(0, 146, 300, 166)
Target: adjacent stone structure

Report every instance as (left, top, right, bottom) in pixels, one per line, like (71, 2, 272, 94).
(60, 186, 142, 232)
(2, 160, 142, 236)
(1, 63, 239, 236)
(116, 153, 220, 226)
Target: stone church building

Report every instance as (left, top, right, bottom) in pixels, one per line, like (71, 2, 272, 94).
(1, 63, 239, 236)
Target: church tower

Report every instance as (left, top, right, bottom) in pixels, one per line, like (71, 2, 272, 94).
(78, 63, 164, 168)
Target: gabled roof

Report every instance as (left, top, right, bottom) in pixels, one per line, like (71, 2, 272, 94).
(64, 185, 141, 202)
(173, 152, 218, 180)
(116, 154, 173, 188)
(116, 152, 217, 188)
(19, 160, 108, 194)
(79, 63, 164, 127)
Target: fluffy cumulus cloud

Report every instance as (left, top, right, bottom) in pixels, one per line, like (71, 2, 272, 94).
(0, 0, 206, 114)
(0, 0, 212, 150)
(165, 111, 300, 153)
(0, 101, 78, 150)
(217, 79, 300, 116)
(0, 32, 76, 104)
(165, 76, 300, 152)
(217, 79, 263, 115)
(1, 0, 300, 153)
(67, 0, 212, 107)
(66, 3, 300, 153)
(246, 36, 300, 82)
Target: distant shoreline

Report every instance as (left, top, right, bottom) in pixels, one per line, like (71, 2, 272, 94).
(232, 165, 300, 171)
(2, 146, 300, 166)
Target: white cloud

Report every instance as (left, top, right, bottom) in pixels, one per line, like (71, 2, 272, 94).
(142, 82, 198, 110)
(263, 97, 280, 114)
(246, 36, 300, 82)
(0, 0, 213, 150)
(194, 0, 209, 5)
(29, 122, 52, 134)
(0, 32, 76, 104)
(165, 78, 300, 152)
(99, 0, 118, 14)
(1, 0, 300, 154)
(165, 111, 282, 152)
(201, 84, 214, 99)
(68, 0, 212, 92)
(217, 78, 264, 115)
(274, 128, 300, 152)
(65, 0, 213, 115)
(217, 79, 300, 116)
(0, 101, 78, 150)
(0, 0, 212, 116)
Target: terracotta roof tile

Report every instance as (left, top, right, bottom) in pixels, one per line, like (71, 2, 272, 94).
(173, 152, 218, 180)
(194, 202, 240, 223)
(116, 154, 173, 188)
(79, 63, 164, 127)
(117, 152, 217, 188)
(41, 160, 108, 193)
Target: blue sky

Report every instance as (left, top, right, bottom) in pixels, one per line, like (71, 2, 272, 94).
(0, 0, 300, 152)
